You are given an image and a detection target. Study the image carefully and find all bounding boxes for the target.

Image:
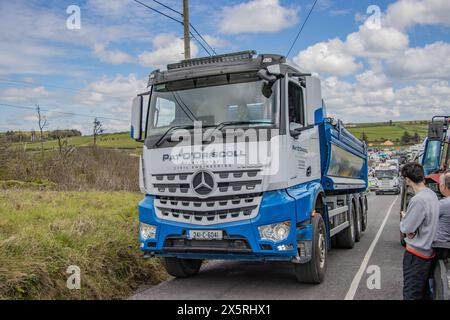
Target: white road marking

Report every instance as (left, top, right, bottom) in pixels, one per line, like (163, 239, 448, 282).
(344, 196, 398, 300)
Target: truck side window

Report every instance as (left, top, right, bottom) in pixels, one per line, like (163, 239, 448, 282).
(153, 97, 176, 127)
(288, 81, 305, 127)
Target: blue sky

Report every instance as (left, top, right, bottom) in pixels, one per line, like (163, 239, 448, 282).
(0, 0, 450, 134)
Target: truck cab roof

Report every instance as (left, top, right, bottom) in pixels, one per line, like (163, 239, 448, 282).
(147, 50, 304, 87)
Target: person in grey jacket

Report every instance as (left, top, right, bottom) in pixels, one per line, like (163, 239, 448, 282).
(400, 162, 439, 300)
(435, 171, 450, 242)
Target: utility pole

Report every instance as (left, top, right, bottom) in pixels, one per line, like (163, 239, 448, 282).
(183, 0, 190, 59)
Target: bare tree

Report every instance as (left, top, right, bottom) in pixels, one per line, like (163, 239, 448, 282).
(56, 129, 74, 158)
(36, 104, 48, 157)
(93, 117, 104, 146)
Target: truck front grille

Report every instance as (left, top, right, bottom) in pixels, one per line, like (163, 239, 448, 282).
(150, 169, 264, 225)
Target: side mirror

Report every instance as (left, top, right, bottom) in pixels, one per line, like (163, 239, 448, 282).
(261, 81, 273, 98)
(428, 122, 444, 141)
(258, 69, 278, 98)
(289, 122, 302, 138)
(131, 96, 143, 141)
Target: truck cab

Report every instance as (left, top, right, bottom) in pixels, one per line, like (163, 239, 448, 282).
(373, 164, 400, 195)
(131, 51, 368, 283)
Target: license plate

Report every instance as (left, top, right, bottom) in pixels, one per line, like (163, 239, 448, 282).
(188, 230, 223, 240)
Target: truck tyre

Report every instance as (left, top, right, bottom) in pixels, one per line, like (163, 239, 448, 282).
(354, 200, 362, 242)
(335, 203, 356, 249)
(163, 257, 202, 278)
(361, 195, 368, 232)
(433, 260, 449, 300)
(293, 214, 327, 284)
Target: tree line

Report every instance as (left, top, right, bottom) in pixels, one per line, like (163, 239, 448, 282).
(360, 131, 422, 145)
(1, 129, 82, 143)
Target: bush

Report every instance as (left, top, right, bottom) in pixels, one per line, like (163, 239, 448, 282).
(0, 145, 139, 192)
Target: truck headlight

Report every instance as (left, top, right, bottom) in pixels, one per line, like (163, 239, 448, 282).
(258, 221, 291, 242)
(140, 223, 157, 240)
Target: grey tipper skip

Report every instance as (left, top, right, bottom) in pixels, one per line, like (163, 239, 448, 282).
(435, 197, 450, 242)
(400, 188, 440, 257)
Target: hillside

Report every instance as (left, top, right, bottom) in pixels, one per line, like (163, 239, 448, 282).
(3, 120, 430, 149)
(346, 120, 428, 144)
(19, 132, 141, 151)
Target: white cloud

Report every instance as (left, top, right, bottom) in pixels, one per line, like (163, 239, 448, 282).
(93, 43, 135, 65)
(292, 21, 409, 76)
(385, 41, 450, 80)
(77, 74, 146, 106)
(385, 0, 450, 30)
(218, 0, 299, 34)
(355, 69, 390, 89)
(345, 24, 409, 59)
(202, 35, 230, 49)
(0, 86, 50, 103)
(322, 75, 450, 123)
(138, 34, 199, 69)
(293, 39, 362, 76)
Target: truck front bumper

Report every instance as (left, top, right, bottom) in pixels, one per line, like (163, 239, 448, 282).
(138, 190, 312, 261)
(374, 187, 400, 194)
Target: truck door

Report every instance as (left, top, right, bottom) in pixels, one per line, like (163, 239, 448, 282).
(286, 79, 321, 187)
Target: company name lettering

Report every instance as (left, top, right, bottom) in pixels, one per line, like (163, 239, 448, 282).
(163, 150, 246, 162)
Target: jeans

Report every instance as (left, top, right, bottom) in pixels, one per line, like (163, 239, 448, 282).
(403, 250, 433, 300)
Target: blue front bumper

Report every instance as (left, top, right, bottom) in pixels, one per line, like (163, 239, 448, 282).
(138, 190, 312, 261)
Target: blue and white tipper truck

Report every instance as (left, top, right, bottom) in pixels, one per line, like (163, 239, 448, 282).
(130, 51, 369, 283)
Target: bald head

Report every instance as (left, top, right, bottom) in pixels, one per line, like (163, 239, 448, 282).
(439, 171, 450, 197)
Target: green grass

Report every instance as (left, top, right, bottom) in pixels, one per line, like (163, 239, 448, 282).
(0, 190, 167, 299)
(10, 119, 430, 150)
(20, 133, 141, 151)
(347, 121, 428, 143)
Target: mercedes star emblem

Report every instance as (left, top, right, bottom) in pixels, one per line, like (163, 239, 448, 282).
(191, 170, 215, 196)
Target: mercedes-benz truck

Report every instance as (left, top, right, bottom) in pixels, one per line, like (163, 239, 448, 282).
(130, 51, 369, 283)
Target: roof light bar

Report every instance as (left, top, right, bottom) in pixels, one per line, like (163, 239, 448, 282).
(167, 50, 257, 70)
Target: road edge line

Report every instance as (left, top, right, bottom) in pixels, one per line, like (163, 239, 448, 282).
(344, 196, 399, 300)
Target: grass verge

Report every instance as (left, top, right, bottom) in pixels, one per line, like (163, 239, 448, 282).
(0, 190, 168, 299)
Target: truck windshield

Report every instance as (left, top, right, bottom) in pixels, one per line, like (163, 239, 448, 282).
(423, 140, 441, 174)
(375, 170, 397, 179)
(147, 72, 278, 136)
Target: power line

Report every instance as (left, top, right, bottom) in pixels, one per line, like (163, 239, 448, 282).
(286, 0, 318, 58)
(0, 102, 128, 122)
(151, 0, 217, 55)
(132, 0, 184, 25)
(190, 24, 217, 55)
(132, 0, 214, 56)
(0, 78, 133, 99)
(152, 0, 181, 18)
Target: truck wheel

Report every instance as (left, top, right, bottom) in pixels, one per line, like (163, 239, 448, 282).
(354, 200, 362, 242)
(163, 257, 202, 278)
(335, 203, 356, 249)
(293, 214, 327, 284)
(361, 195, 368, 232)
(433, 260, 449, 300)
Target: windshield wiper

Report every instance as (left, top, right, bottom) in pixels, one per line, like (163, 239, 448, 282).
(202, 121, 274, 142)
(154, 125, 195, 147)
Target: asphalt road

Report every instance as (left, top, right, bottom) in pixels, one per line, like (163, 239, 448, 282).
(131, 194, 404, 300)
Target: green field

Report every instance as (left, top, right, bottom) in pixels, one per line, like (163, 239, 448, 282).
(6, 120, 430, 150)
(0, 189, 167, 299)
(21, 132, 141, 151)
(347, 121, 428, 143)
